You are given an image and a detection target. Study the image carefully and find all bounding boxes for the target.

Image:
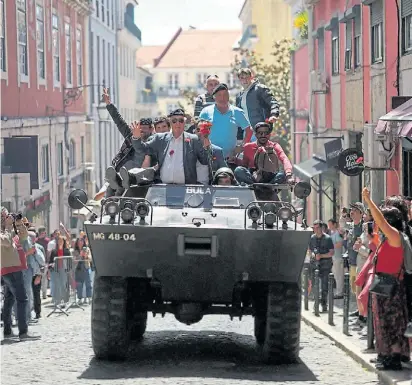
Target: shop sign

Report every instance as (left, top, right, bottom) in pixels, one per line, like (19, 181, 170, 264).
(337, 148, 365, 176)
(324, 138, 343, 167)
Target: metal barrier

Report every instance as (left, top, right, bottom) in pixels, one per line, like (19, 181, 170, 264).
(328, 273, 334, 325)
(313, 269, 320, 316)
(342, 272, 350, 335)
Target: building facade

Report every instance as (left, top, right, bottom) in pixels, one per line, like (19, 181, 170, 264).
(1, 0, 92, 233)
(87, 0, 121, 191)
(117, 1, 141, 124)
(138, 28, 240, 116)
(288, 0, 412, 223)
(238, 0, 293, 64)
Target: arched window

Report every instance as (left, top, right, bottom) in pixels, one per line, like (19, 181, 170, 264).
(69, 139, 76, 169)
(126, 3, 134, 19)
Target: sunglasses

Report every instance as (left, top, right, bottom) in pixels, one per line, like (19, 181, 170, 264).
(256, 130, 270, 136)
(171, 118, 185, 124)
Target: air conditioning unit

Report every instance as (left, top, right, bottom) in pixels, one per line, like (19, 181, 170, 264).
(311, 70, 329, 94)
(363, 124, 386, 168)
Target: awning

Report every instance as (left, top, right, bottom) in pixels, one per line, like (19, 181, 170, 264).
(293, 156, 329, 180)
(375, 98, 412, 138)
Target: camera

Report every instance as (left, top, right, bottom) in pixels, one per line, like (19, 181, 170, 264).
(367, 222, 374, 235)
(10, 212, 23, 221)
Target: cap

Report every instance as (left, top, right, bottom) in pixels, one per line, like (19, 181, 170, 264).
(212, 83, 229, 96)
(168, 108, 185, 118)
(254, 121, 272, 132)
(139, 118, 153, 125)
(350, 202, 365, 213)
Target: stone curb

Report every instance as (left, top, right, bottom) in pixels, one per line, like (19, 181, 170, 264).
(301, 305, 411, 385)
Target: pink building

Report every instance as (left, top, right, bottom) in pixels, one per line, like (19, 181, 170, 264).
(291, 0, 412, 222)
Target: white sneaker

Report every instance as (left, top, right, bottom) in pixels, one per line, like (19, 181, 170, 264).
(404, 322, 412, 337)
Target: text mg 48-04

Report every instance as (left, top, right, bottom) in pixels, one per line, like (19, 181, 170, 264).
(91, 233, 136, 241)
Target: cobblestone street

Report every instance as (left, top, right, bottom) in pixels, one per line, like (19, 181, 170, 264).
(1, 305, 383, 385)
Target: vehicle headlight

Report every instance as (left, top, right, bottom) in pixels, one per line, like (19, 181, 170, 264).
(136, 202, 150, 218)
(264, 212, 276, 228)
(105, 201, 120, 217)
(121, 207, 134, 224)
(278, 207, 293, 222)
(247, 205, 262, 221)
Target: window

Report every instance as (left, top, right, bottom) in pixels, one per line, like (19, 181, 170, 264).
(80, 136, 84, 164)
(36, 5, 45, 79)
(0, 0, 6, 72)
(76, 27, 82, 85)
(331, 28, 339, 75)
(17, 0, 28, 77)
(95, 0, 99, 17)
(371, 23, 383, 63)
(227, 72, 235, 88)
(196, 73, 208, 87)
(167, 103, 179, 114)
(111, 0, 114, 29)
(57, 142, 64, 176)
(317, 31, 325, 70)
(69, 140, 76, 169)
(168, 73, 179, 89)
(102, 38, 105, 84)
(65, 22, 72, 84)
(345, 22, 352, 71)
(101, 0, 105, 23)
(52, 12, 60, 83)
(106, 0, 110, 26)
(370, 0, 383, 63)
(41, 144, 49, 183)
(354, 14, 361, 68)
(402, 0, 412, 54)
(403, 15, 412, 53)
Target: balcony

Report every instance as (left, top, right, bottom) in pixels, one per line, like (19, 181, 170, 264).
(238, 24, 258, 48)
(63, 0, 93, 15)
(124, 13, 142, 42)
(157, 87, 181, 97)
(137, 90, 157, 104)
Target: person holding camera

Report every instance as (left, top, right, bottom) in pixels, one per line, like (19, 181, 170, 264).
(0, 208, 40, 340)
(73, 237, 93, 304)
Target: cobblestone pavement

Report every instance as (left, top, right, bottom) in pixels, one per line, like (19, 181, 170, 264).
(2, 304, 384, 385)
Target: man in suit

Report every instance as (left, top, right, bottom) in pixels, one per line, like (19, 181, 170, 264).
(194, 120, 227, 184)
(125, 109, 210, 185)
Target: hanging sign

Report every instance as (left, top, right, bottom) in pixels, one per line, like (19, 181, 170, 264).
(337, 148, 364, 176)
(324, 138, 343, 167)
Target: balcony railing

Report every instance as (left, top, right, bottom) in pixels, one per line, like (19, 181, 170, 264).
(64, 0, 93, 15)
(124, 13, 142, 41)
(238, 24, 258, 47)
(137, 90, 157, 104)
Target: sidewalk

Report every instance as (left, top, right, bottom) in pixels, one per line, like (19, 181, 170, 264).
(301, 296, 412, 385)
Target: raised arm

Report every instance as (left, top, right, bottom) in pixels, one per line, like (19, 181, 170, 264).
(362, 187, 401, 247)
(102, 88, 131, 139)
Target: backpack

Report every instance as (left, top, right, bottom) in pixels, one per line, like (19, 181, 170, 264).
(0, 231, 20, 269)
(253, 146, 279, 182)
(402, 227, 412, 274)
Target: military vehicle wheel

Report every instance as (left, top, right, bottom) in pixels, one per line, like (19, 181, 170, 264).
(129, 280, 148, 341)
(258, 282, 301, 364)
(92, 276, 130, 361)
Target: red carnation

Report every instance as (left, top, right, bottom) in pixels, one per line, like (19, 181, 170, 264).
(185, 138, 191, 143)
(265, 118, 270, 123)
(169, 150, 175, 156)
(257, 146, 266, 153)
(355, 157, 364, 164)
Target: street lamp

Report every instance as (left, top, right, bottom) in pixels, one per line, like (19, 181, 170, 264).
(97, 100, 109, 121)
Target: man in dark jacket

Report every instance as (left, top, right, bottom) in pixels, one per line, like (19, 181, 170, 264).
(235, 68, 280, 141)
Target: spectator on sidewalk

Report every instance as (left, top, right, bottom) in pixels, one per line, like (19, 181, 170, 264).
(362, 188, 409, 371)
(328, 219, 344, 299)
(1, 208, 39, 340)
(28, 231, 45, 319)
(36, 227, 50, 299)
(73, 238, 92, 305)
(308, 220, 334, 313)
(49, 235, 71, 306)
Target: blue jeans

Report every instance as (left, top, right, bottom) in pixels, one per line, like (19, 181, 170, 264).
(76, 269, 92, 299)
(2, 271, 28, 335)
(234, 167, 286, 185)
(13, 268, 33, 321)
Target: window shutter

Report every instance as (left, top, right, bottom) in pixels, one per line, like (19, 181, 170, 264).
(370, 0, 383, 26)
(354, 13, 361, 35)
(402, 0, 412, 18)
(332, 26, 339, 38)
(346, 22, 352, 49)
(318, 34, 325, 70)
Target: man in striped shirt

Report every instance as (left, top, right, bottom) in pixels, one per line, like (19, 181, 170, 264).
(193, 75, 220, 118)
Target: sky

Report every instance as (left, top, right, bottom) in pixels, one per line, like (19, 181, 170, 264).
(134, 0, 244, 46)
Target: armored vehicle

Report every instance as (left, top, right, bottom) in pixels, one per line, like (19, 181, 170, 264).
(68, 180, 312, 364)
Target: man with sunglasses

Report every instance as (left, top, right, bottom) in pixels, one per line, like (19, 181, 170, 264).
(130, 109, 210, 185)
(194, 75, 220, 118)
(234, 121, 293, 185)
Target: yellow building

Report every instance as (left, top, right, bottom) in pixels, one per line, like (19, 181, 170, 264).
(237, 0, 292, 64)
(136, 28, 241, 116)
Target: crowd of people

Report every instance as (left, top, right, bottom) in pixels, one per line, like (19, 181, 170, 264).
(307, 195, 412, 371)
(1, 211, 93, 340)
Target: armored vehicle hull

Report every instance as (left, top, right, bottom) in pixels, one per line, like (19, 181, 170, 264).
(70, 183, 312, 364)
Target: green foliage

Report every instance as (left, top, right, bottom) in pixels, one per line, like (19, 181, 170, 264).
(232, 38, 293, 157)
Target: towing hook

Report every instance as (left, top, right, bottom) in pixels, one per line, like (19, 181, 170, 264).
(182, 212, 188, 217)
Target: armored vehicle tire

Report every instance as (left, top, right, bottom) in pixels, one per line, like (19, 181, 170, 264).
(92, 276, 130, 361)
(257, 282, 301, 364)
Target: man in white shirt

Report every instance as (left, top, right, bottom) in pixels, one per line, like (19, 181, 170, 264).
(130, 109, 210, 185)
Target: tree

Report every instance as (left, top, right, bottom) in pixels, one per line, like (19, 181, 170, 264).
(232, 38, 293, 157)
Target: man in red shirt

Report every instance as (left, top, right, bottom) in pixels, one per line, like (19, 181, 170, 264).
(234, 121, 294, 185)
